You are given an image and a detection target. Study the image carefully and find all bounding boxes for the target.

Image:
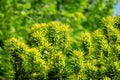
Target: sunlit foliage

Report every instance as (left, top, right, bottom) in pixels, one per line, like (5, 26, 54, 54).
(1, 17, 120, 79)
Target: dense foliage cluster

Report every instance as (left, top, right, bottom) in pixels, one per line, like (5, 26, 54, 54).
(0, 17, 120, 80)
(0, 0, 120, 80)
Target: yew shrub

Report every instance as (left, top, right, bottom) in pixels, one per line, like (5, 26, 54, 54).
(1, 17, 120, 80)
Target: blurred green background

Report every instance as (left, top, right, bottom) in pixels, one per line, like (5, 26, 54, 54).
(0, 0, 118, 43)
